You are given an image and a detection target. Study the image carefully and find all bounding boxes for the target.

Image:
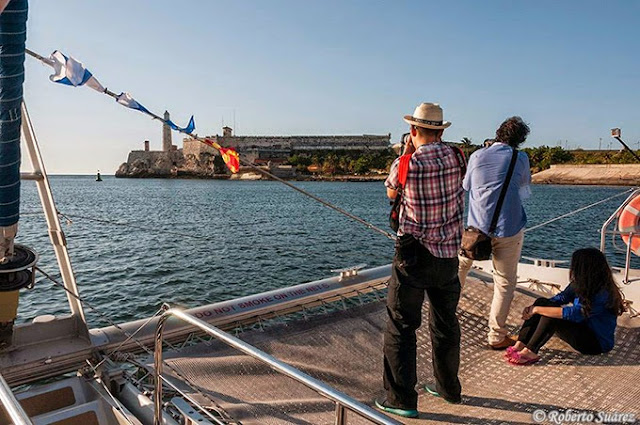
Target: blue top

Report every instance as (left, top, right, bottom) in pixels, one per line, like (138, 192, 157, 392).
(549, 285, 617, 352)
(463, 143, 531, 237)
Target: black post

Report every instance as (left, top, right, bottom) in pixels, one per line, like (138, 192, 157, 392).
(614, 136, 640, 163)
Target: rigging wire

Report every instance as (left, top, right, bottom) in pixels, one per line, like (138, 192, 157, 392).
(524, 188, 634, 233)
(56, 212, 215, 241)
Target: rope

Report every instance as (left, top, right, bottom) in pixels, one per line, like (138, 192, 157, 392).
(229, 152, 397, 240)
(56, 212, 215, 241)
(524, 188, 634, 233)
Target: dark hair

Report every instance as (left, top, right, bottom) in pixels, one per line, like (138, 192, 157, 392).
(495, 116, 530, 148)
(569, 248, 625, 316)
(414, 125, 442, 138)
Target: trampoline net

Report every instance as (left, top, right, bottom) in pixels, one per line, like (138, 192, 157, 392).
(160, 280, 640, 424)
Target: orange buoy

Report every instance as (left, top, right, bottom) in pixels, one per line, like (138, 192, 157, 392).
(618, 195, 640, 255)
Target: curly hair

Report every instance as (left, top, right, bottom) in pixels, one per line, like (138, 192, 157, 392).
(495, 116, 530, 148)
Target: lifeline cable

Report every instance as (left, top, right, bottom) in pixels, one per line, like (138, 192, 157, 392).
(25, 48, 397, 242)
(524, 188, 634, 233)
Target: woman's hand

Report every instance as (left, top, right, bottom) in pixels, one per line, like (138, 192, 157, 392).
(522, 305, 536, 320)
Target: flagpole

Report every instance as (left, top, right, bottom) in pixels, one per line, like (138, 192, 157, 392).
(24, 48, 397, 241)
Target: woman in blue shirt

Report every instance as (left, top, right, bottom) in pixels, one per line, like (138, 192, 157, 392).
(507, 248, 625, 365)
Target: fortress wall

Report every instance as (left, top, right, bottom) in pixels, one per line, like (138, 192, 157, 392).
(127, 150, 169, 164)
(183, 139, 217, 158)
(181, 135, 391, 154)
(214, 135, 391, 151)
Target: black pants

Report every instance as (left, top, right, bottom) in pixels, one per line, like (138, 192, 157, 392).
(519, 298, 603, 354)
(383, 235, 462, 409)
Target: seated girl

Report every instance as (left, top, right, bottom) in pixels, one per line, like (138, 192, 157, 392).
(507, 248, 625, 365)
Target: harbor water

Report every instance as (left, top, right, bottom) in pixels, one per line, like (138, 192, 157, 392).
(14, 177, 636, 325)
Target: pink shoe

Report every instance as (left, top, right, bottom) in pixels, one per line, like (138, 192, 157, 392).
(508, 351, 540, 366)
(503, 346, 518, 359)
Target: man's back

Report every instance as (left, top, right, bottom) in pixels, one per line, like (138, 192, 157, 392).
(386, 142, 464, 258)
(463, 143, 531, 238)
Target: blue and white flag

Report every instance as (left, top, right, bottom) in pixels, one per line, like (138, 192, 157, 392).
(49, 50, 105, 93)
(116, 92, 150, 114)
(166, 115, 195, 134)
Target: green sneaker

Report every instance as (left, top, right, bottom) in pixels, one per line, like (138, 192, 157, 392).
(424, 385, 462, 404)
(374, 399, 419, 418)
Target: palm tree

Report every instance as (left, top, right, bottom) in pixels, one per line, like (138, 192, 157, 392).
(460, 137, 473, 147)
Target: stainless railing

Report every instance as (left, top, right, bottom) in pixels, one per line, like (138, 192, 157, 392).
(600, 188, 640, 284)
(153, 308, 401, 425)
(0, 372, 32, 425)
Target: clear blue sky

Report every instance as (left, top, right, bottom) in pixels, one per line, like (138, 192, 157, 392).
(23, 0, 640, 174)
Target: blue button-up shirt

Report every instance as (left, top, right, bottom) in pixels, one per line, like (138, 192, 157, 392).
(549, 285, 617, 352)
(463, 143, 531, 238)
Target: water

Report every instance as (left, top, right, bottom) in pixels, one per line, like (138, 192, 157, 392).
(13, 177, 635, 326)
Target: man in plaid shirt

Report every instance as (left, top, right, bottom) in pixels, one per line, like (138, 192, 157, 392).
(376, 103, 465, 418)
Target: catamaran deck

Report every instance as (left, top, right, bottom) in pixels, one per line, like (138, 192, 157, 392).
(158, 277, 640, 424)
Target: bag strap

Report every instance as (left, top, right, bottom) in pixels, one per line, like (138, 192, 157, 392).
(397, 154, 412, 189)
(450, 145, 467, 178)
(488, 148, 518, 234)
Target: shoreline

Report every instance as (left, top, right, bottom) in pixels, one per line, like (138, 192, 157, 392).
(531, 164, 640, 186)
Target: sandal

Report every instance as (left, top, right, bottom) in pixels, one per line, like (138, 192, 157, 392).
(503, 346, 518, 359)
(508, 351, 540, 365)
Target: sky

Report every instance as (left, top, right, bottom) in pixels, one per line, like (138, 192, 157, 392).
(21, 0, 640, 174)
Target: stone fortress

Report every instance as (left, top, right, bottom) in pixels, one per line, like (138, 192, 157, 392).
(116, 113, 391, 179)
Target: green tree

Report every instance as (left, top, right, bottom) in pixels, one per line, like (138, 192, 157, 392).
(354, 157, 370, 174)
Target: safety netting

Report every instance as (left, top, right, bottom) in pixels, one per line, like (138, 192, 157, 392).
(160, 280, 640, 424)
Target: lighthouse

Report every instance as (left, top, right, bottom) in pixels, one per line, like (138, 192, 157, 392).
(162, 110, 172, 152)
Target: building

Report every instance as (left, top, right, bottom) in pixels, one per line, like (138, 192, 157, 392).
(183, 127, 391, 163)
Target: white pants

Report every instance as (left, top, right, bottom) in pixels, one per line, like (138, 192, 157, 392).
(458, 230, 524, 345)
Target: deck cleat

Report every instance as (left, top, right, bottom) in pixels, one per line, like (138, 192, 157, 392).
(331, 263, 367, 281)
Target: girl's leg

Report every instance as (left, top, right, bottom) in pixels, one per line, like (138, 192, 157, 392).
(522, 315, 559, 354)
(518, 298, 561, 346)
(553, 320, 604, 355)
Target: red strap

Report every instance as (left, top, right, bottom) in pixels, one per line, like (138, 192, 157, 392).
(398, 154, 411, 188)
(450, 146, 467, 178)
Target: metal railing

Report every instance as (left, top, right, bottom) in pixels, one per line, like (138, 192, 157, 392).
(153, 308, 401, 425)
(0, 372, 32, 425)
(600, 188, 640, 284)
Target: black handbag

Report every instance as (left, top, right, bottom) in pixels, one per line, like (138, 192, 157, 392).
(460, 148, 518, 260)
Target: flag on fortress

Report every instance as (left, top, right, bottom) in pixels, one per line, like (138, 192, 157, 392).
(116, 92, 150, 114)
(49, 51, 105, 93)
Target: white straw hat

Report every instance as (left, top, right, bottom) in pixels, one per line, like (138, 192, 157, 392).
(403, 103, 451, 129)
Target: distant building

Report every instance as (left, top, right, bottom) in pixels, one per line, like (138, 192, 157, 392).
(183, 127, 391, 163)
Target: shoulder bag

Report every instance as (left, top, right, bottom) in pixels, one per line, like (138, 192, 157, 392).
(460, 148, 518, 260)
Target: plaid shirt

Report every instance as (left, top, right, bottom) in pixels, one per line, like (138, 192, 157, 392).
(385, 142, 465, 258)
